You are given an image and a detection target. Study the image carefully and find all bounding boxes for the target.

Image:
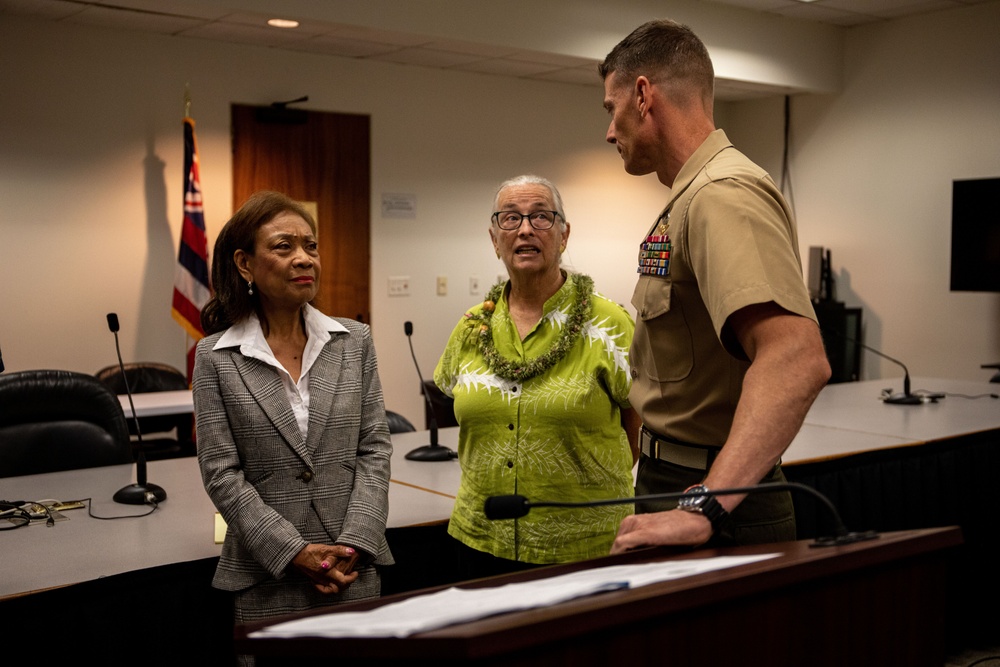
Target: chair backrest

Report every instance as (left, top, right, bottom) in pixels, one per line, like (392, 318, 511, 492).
(95, 362, 189, 394)
(386, 410, 416, 434)
(0, 369, 132, 477)
(95, 362, 191, 437)
(422, 380, 458, 429)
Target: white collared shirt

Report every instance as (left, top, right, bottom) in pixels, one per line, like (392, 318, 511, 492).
(214, 304, 348, 440)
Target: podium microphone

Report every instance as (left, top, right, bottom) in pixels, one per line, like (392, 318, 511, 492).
(403, 321, 456, 461)
(824, 328, 921, 404)
(106, 313, 167, 505)
(484, 482, 878, 547)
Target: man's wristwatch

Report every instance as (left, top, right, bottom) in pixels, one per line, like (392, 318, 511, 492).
(677, 484, 730, 533)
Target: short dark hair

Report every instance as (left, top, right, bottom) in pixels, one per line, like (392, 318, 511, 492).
(201, 191, 317, 335)
(599, 19, 714, 98)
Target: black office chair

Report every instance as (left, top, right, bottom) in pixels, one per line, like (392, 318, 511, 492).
(0, 369, 133, 477)
(386, 410, 417, 434)
(421, 380, 458, 429)
(95, 362, 195, 460)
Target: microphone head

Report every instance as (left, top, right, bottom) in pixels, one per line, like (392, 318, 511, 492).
(484, 495, 530, 520)
(404, 321, 413, 337)
(106, 313, 120, 333)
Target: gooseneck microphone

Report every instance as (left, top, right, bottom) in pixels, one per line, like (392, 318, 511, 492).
(485, 482, 878, 547)
(824, 328, 921, 405)
(106, 313, 167, 505)
(403, 321, 456, 461)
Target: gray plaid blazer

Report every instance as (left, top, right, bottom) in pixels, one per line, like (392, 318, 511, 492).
(194, 317, 393, 594)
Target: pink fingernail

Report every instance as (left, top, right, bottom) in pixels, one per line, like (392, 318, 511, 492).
(320, 560, 331, 570)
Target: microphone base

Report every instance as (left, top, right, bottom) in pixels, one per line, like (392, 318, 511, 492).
(405, 445, 457, 461)
(113, 482, 167, 505)
(810, 530, 879, 547)
(883, 393, 923, 405)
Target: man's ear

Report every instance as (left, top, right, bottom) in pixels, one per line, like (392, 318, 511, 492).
(635, 75, 653, 117)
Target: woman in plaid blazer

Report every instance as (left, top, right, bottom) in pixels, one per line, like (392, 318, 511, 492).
(193, 192, 393, 660)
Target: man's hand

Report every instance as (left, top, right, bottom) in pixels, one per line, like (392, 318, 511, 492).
(610, 509, 712, 554)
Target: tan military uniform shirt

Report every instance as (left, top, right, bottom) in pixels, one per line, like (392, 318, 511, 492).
(630, 129, 816, 446)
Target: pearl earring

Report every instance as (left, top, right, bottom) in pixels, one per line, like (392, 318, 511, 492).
(247, 280, 254, 296)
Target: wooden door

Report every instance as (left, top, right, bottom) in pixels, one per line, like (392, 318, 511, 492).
(231, 104, 370, 323)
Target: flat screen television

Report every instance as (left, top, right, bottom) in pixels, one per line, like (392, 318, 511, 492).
(950, 177, 1000, 293)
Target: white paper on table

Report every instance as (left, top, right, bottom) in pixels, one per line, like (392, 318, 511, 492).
(250, 553, 777, 639)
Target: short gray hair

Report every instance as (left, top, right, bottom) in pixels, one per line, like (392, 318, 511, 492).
(492, 174, 567, 228)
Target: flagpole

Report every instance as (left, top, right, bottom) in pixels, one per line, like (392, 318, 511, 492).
(184, 83, 192, 386)
(173, 85, 210, 385)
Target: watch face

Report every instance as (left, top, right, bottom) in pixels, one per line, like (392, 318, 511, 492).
(679, 485, 708, 511)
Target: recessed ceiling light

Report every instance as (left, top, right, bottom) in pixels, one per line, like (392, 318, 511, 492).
(267, 18, 300, 29)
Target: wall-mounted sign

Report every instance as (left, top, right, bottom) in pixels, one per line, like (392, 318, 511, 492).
(381, 192, 417, 219)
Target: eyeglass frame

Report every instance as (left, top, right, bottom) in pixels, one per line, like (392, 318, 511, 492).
(491, 210, 562, 231)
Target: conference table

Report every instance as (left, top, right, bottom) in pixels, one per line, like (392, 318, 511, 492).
(788, 376, 1000, 461)
(0, 432, 462, 601)
(0, 431, 460, 664)
(3, 376, 996, 661)
(108, 374, 1000, 481)
(783, 376, 1000, 651)
(390, 376, 1000, 653)
(118, 389, 193, 418)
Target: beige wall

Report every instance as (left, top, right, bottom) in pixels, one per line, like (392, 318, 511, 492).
(1, 2, 998, 427)
(767, 4, 999, 382)
(0, 13, 665, 425)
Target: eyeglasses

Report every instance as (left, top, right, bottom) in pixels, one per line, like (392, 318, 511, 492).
(491, 210, 561, 231)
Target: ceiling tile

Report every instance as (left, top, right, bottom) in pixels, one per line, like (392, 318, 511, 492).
(65, 5, 204, 33)
(366, 46, 486, 68)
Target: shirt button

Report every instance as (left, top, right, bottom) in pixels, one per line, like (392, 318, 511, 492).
(511, 385, 519, 393)
(507, 461, 513, 468)
(298, 470, 313, 483)
(508, 424, 514, 430)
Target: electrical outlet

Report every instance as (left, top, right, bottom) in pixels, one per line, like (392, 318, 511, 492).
(436, 276, 448, 296)
(469, 276, 480, 295)
(388, 276, 410, 297)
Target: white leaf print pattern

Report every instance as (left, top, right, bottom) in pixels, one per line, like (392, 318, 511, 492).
(454, 363, 519, 402)
(583, 315, 630, 375)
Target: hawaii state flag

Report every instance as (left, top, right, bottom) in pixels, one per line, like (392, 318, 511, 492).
(171, 116, 210, 383)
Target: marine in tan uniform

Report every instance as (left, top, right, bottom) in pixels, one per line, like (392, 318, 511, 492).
(599, 19, 832, 551)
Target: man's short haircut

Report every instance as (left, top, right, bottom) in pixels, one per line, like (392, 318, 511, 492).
(599, 19, 715, 99)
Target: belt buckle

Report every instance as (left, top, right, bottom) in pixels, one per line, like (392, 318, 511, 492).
(642, 427, 710, 470)
(640, 428, 660, 459)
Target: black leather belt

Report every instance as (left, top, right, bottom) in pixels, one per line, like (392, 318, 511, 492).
(639, 426, 719, 471)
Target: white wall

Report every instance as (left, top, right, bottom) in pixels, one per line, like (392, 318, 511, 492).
(2, 2, 998, 429)
(773, 3, 999, 384)
(0, 14, 664, 426)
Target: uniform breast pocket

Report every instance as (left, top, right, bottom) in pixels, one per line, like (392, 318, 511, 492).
(630, 275, 694, 383)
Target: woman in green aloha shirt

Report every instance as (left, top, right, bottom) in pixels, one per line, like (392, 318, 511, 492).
(434, 174, 640, 580)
